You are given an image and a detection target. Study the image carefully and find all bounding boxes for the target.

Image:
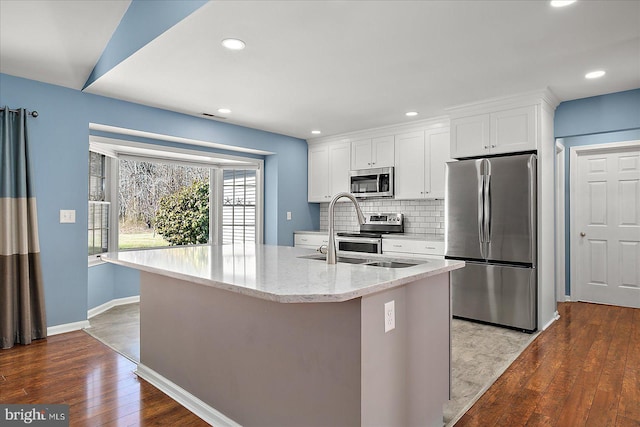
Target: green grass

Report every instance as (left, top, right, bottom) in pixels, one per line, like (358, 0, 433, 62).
(119, 232, 170, 249)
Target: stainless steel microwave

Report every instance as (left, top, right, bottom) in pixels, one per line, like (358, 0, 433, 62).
(349, 167, 394, 198)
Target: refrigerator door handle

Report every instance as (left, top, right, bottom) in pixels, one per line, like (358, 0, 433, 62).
(478, 174, 485, 244)
(484, 174, 491, 243)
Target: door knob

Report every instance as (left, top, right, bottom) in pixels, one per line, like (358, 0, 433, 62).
(580, 232, 586, 237)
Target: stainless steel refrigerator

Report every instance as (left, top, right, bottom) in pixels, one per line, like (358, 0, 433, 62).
(445, 153, 537, 332)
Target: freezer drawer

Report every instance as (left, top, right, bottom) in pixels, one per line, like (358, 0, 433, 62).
(451, 261, 537, 332)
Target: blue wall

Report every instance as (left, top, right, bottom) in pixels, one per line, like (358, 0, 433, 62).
(555, 88, 640, 296)
(0, 73, 317, 325)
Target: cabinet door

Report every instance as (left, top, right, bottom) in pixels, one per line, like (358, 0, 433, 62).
(371, 135, 395, 168)
(490, 106, 537, 154)
(394, 132, 425, 199)
(328, 142, 351, 197)
(351, 138, 372, 170)
(450, 114, 490, 159)
(308, 144, 329, 202)
(426, 130, 451, 199)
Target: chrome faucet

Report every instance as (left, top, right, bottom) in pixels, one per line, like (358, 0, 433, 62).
(327, 192, 366, 264)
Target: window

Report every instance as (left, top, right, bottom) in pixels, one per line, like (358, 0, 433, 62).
(89, 138, 262, 256)
(118, 159, 211, 249)
(88, 151, 110, 256)
(222, 170, 256, 244)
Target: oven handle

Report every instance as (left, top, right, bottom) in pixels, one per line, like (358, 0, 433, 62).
(335, 237, 383, 245)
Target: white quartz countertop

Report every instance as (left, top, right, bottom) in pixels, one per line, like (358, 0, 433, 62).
(102, 244, 463, 303)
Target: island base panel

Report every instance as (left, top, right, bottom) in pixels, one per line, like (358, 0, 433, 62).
(361, 273, 450, 426)
(140, 272, 362, 427)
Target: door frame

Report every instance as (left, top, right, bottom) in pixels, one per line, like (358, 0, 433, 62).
(569, 139, 640, 302)
(555, 140, 565, 302)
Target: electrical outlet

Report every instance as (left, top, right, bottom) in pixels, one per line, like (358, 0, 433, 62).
(287, 211, 292, 220)
(384, 300, 395, 333)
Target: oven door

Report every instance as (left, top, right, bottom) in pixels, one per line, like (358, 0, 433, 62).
(335, 236, 382, 254)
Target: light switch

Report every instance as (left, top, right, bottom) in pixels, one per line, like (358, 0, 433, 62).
(287, 211, 292, 220)
(60, 209, 76, 224)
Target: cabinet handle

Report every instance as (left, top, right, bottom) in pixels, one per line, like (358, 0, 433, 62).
(372, 162, 375, 165)
(491, 144, 496, 148)
(368, 162, 371, 165)
(426, 246, 435, 249)
(301, 238, 308, 242)
(393, 244, 402, 248)
(484, 145, 489, 149)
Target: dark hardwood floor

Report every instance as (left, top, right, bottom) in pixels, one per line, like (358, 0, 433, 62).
(455, 302, 640, 427)
(1, 302, 638, 426)
(0, 331, 208, 426)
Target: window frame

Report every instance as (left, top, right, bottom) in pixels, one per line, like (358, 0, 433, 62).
(88, 137, 263, 264)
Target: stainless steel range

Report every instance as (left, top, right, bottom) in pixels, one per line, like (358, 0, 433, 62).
(336, 213, 404, 255)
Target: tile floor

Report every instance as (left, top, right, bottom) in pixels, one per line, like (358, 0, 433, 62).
(84, 303, 537, 426)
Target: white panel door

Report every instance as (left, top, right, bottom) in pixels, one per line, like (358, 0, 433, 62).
(576, 149, 640, 308)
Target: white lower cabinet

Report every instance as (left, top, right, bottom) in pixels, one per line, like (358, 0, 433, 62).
(294, 233, 329, 250)
(382, 238, 445, 259)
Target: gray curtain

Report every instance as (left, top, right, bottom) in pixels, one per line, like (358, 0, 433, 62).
(0, 107, 47, 349)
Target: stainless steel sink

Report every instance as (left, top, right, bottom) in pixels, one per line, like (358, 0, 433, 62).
(298, 254, 421, 268)
(364, 261, 418, 268)
(298, 254, 369, 264)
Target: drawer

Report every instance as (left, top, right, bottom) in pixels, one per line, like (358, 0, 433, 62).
(382, 239, 445, 256)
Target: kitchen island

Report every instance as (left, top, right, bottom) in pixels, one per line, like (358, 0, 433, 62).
(102, 244, 464, 427)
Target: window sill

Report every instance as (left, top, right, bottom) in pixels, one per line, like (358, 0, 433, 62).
(88, 256, 107, 267)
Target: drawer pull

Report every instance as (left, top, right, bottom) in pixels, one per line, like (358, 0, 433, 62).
(392, 244, 402, 248)
(426, 246, 436, 249)
(301, 238, 308, 241)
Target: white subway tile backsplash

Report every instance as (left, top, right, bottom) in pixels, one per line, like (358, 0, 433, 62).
(319, 198, 445, 235)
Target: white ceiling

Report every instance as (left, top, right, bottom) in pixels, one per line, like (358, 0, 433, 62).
(2, 1, 639, 140)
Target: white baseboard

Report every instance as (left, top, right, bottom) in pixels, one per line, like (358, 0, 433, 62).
(541, 311, 560, 331)
(47, 320, 91, 336)
(88, 295, 140, 319)
(564, 295, 571, 302)
(135, 363, 241, 427)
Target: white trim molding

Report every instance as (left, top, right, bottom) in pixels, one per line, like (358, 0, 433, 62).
(87, 295, 140, 319)
(135, 363, 242, 427)
(47, 320, 91, 336)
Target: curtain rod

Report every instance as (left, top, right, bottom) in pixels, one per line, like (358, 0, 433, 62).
(0, 107, 39, 117)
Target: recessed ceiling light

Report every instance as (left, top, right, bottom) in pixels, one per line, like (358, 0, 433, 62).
(311, 130, 322, 135)
(585, 70, 606, 79)
(406, 111, 419, 117)
(550, 0, 577, 7)
(221, 38, 246, 50)
(217, 108, 231, 114)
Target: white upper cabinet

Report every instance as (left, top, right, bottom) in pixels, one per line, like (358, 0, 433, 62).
(450, 114, 490, 158)
(490, 106, 536, 155)
(395, 130, 450, 200)
(450, 105, 537, 158)
(351, 135, 395, 169)
(308, 141, 351, 202)
(394, 132, 425, 199)
(427, 130, 451, 199)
